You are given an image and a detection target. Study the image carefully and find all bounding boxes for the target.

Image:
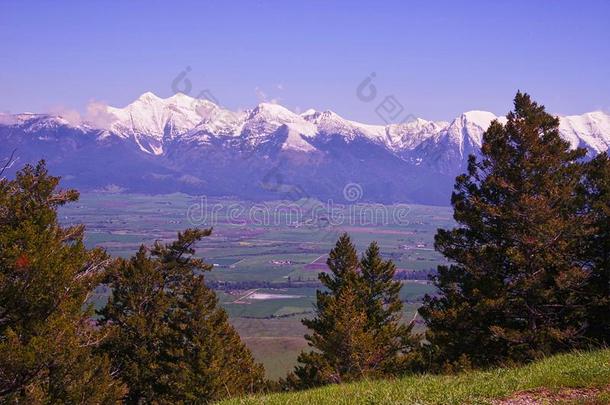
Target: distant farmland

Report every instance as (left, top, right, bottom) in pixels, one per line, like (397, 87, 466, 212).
(61, 193, 450, 378)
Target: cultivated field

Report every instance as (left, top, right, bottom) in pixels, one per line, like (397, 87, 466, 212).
(60, 193, 452, 379)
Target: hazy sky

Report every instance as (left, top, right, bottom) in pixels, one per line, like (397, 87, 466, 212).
(1, 0, 609, 123)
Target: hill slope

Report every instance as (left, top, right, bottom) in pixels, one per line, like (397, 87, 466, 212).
(221, 349, 610, 404)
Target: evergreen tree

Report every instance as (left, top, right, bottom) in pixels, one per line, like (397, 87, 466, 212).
(291, 233, 360, 387)
(581, 153, 610, 344)
(359, 242, 419, 375)
(0, 161, 124, 403)
(419, 92, 590, 369)
(291, 234, 417, 387)
(293, 284, 377, 386)
(99, 228, 265, 403)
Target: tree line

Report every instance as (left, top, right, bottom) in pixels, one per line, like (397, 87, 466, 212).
(0, 92, 608, 403)
(205, 268, 434, 292)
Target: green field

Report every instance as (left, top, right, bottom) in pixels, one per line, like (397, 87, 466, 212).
(60, 193, 451, 379)
(221, 349, 610, 404)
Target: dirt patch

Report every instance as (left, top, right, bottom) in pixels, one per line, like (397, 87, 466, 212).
(492, 385, 610, 404)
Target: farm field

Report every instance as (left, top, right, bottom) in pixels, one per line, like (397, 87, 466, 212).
(60, 193, 452, 379)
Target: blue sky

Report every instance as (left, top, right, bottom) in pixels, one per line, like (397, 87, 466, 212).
(1, 0, 609, 122)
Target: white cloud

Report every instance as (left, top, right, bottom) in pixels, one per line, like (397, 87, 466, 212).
(84, 100, 118, 130)
(49, 100, 118, 130)
(49, 105, 82, 126)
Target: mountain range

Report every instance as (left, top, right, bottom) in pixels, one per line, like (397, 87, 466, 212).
(1, 92, 609, 205)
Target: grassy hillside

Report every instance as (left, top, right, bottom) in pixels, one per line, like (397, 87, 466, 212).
(221, 349, 610, 404)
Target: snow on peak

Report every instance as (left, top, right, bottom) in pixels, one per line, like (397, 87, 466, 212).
(136, 91, 162, 102)
(386, 118, 449, 150)
(461, 110, 499, 128)
(301, 109, 387, 142)
(105, 92, 225, 154)
(167, 92, 193, 101)
(249, 102, 299, 122)
(300, 108, 318, 118)
(281, 127, 317, 152)
(0, 112, 87, 133)
(442, 110, 503, 151)
(559, 110, 610, 153)
(5, 91, 608, 161)
(255, 102, 288, 112)
(241, 103, 318, 147)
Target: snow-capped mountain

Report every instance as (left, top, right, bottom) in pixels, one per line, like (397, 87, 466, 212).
(1, 92, 609, 205)
(559, 111, 610, 154)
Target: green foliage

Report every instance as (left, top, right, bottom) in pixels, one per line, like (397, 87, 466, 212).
(0, 161, 124, 403)
(359, 242, 421, 375)
(290, 233, 418, 388)
(99, 228, 265, 403)
(419, 92, 594, 369)
(581, 152, 610, 344)
(221, 349, 610, 405)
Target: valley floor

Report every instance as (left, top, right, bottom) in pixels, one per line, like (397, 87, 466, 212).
(65, 193, 448, 379)
(220, 349, 610, 404)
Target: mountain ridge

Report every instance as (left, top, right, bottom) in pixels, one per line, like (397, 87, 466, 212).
(1, 92, 608, 205)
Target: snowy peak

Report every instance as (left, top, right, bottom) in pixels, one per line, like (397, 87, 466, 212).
(300, 108, 318, 119)
(444, 110, 503, 149)
(559, 111, 610, 153)
(386, 118, 449, 151)
(239, 103, 316, 148)
(105, 92, 222, 154)
(103, 93, 610, 159)
(301, 109, 387, 143)
(249, 102, 298, 121)
(3, 92, 609, 163)
(1, 94, 610, 205)
(461, 110, 501, 129)
(281, 126, 317, 153)
(245, 102, 306, 132)
(135, 91, 162, 103)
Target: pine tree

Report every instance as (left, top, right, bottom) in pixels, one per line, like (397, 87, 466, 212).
(581, 152, 610, 344)
(359, 242, 419, 375)
(291, 234, 418, 387)
(0, 161, 124, 402)
(293, 284, 377, 387)
(99, 228, 265, 403)
(291, 233, 361, 387)
(419, 92, 590, 369)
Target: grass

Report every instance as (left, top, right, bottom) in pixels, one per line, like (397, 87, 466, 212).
(220, 349, 610, 404)
(230, 316, 309, 380)
(242, 337, 309, 381)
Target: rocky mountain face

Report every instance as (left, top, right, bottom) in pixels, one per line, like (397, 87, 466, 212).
(1, 93, 608, 205)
